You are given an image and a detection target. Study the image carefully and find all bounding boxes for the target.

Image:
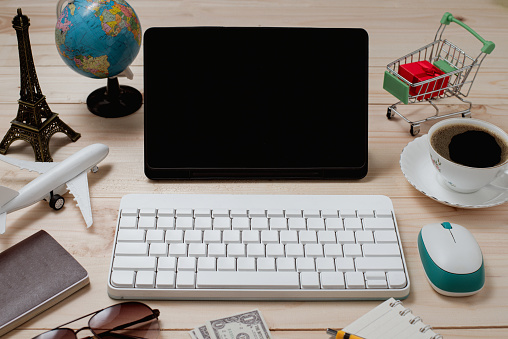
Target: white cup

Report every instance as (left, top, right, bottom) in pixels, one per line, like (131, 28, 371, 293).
(427, 118, 508, 193)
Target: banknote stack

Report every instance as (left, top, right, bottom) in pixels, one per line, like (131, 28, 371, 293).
(189, 309, 273, 339)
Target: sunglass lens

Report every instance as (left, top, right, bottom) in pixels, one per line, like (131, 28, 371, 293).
(89, 302, 159, 339)
(33, 328, 76, 339)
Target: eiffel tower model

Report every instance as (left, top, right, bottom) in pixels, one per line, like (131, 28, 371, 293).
(0, 9, 80, 162)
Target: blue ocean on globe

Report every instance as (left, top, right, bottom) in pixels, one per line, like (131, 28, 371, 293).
(55, 0, 141, 79)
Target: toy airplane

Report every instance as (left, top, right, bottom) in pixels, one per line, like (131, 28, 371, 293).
(0, 143, 109, 234)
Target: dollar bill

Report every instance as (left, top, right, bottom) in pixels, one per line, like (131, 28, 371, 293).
(189, 325, 212, 339)
(205, 309, 272, 339)
(189, 309, 272, 339)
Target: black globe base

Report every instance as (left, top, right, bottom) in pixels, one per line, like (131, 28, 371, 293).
(86, 77, 142, 118)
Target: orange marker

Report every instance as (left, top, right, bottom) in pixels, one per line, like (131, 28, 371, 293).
(326, 328, 365, 339)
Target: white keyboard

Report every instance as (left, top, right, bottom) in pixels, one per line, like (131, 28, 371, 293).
(107, 194, 410, 300)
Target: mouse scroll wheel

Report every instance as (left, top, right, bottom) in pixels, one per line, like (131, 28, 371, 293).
(441, 222, 452, 229)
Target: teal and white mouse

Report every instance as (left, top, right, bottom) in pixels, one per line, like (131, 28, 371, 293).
(418, 222, 485, 297)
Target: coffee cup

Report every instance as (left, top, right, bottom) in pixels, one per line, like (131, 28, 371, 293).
(427, 118, 508, 193)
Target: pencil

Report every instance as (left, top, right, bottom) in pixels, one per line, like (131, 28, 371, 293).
(326, 328, 366, 339)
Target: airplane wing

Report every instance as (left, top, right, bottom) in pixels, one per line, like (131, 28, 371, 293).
(0, 154, 59, 174)
(66, 171, 93, 227)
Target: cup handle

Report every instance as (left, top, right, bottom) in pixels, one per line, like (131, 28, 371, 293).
(56, 0, 72, 18)
(487, 169, 508, 190)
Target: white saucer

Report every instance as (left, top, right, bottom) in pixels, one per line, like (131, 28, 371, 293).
(400, 134, 508, 208)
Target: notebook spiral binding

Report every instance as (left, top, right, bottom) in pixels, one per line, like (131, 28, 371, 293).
(389, 300, 443, 339)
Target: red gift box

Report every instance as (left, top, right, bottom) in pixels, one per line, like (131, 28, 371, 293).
(398, 60, 449, 101)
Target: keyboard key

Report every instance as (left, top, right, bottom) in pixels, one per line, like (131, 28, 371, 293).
(257, 258, 276, 271)
(355, 230, 374, 244)
(156, 271, 175, 288)
(213, 217, 231, 230)
(157, 209, 174, 217)
(138, 216, 156, 230)
(304, 244, 324, 257)
(343, 244, 363, 258)
(176, 209, 193, 217)
(285, 210, 302, 218)
(156, 216, 175, 230)
(117, 229, 145, 242)
(266, 244, 285, 257)
(247, 244, 265, 257)
(366, 279, 388, 289)
(197, 257, 216, 271)
(212, 209, 230, 217)
(345, 272, 365, 289)
(175, 217, 193, 230)
(267, 210, 284, 218)
(208, 243, 227, 257)
(251, 218, 269, 230)
(337, 231, 355, 244)
(321, 210, 339, 218)
(299, 230, 317, 244)
(340, 210, 356, 218)
(324, 244, 343, 257)
(374, 230, 398, 243)
(195, 217, 213, 230)
(355, 257, 404, 271)
(165, 230, 184, 243)
(176, 272, 195, 288)
(121, 209, 138, 217)
(203, 230, 221, 243)
(269, 218, 287, 230)
(276, 258, 296, 271)
(387, 271, 407, 288)
(111, 271, 135, 287)
(318, 231, 336, 244)
(325, 218, 343, 231)
(320, 272, 345, 289)
(303, 210, 320, 218)
(223, 230, 241, 243)
(261, 230, 279, 244)
(300, 272, 320, 289)
(232, 217, 251, 230)
(184, 230, 202, 243)
(149, 243, 168, 256)
(280, 230, 298, 244)
(242, 230, 260, 243)
(230, 209, 248, 217)
(357, 209, 374, 218)
(158, 257, 177, 271)
(344, 218, 362, 231)
(316, 257, 335, 272)
(119, 216, 137, 229)
(194, 209, 211, 217)
(362, 244, 401, 257)
(136, 271, 155, 288)
(237, 257, 256, 271)
(140, 210, 155, 218)
(375, 210, 393, 218)
(363, 218, 395, 230)
(288, 218, 306, 231)
(146, 230, 165, 243)
(335, 258, 355, 272)
(169, 243, 188, 257)
(307, 218, 325, 230)
(113, 256, 156, 271)
(285, 244, 304, 257)
(217, 257, 236, 271)
(227, 243, 246, 257)
(115, 242, 148, 256)
(188, 243, 207, 257)
(249, 209, 266, 217)
(196, 272, 300, 289)
(296, 257, 315, 272)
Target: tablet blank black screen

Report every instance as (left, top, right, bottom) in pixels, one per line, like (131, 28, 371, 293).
(144, 27, 368, 179)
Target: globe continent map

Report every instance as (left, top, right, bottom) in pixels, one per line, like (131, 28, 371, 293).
(55, 0, 141, 79)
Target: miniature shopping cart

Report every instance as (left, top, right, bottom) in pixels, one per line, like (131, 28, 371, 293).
(383, 12, 495, 136)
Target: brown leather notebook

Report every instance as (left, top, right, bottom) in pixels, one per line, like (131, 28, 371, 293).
(0, 230, 89, 336)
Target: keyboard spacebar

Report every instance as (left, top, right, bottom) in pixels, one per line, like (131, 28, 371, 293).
(196, 272, 300, 289)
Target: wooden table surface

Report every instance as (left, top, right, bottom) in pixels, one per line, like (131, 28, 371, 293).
(0, 0, 507, 338)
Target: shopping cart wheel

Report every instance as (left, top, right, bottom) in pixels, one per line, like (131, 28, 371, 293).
(387, 107, 394, 119)
(410, 124, 420, 136)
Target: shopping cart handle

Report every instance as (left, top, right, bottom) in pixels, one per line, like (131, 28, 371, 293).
(440, 12, 495, 54)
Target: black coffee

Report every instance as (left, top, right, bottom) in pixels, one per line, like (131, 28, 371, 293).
(431, 123, 508, 168)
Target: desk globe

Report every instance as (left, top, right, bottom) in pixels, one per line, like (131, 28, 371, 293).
(55, 0, 142, 117)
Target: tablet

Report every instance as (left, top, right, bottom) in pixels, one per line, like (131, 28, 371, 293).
(144, 27, 368, 179)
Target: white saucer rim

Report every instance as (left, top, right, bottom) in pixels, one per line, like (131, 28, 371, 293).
(399, 135, 508, 209)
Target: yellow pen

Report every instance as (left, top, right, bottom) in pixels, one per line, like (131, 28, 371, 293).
(326, 328, 365, 339)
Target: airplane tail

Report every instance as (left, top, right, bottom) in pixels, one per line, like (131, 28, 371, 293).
(0, 186, 19, 234)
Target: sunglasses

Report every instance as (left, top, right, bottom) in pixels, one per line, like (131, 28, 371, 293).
(33, 302, 160, 339)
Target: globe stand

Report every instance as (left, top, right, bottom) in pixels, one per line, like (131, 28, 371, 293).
(86, 77, 142, 118)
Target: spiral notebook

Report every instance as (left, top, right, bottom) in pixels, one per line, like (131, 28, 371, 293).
(343, 298, 443, 339)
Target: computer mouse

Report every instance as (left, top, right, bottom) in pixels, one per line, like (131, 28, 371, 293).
(418, 222, 485, 297)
